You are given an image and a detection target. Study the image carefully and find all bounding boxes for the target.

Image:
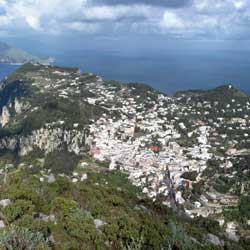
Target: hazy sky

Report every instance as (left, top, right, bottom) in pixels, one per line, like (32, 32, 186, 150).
(0, 0, 250, 42)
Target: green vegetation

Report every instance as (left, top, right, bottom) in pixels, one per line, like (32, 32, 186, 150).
(175, 85, 246, 102)
(0, 165, 238, 250)
(0, 225, 51, 250)
(0, 61, 250, 250)
(44, 150, 79, 174)
(181, 171, 198, 181)
(223, 195, 250, 227)
(238, 196, 250, 219)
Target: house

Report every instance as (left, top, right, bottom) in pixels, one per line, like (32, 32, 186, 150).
(149, 146, 159, 153)
(90, 147, 101, 158)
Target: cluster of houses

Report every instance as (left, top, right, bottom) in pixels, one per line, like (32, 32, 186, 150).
(5, 64, 250, 239)
(75, 80, 250, 240)
(30, 67, 249, 215)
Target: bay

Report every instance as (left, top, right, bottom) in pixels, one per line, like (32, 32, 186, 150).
(0, 64, 20, 81)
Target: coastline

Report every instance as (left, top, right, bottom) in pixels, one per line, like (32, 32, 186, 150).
(0, 62, 23, 65)
(0, 64, 20, 81)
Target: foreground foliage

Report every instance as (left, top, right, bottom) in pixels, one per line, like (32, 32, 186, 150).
(0, 225, 50, 250)
(0, 161, 245, 250)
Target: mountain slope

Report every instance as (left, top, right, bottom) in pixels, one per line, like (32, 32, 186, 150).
(175, 84, 246, 100)
(0, 42, 52, 64)
(0, 63, 249, 249)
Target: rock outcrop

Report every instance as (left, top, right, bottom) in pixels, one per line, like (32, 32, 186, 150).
(0, 106, 10, 127)
(0, 127, 89, 156)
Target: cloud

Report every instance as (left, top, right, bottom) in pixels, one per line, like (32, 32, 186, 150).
(160, 12, 186, 29)
(233, 0, 246, 9)
(92, 0, 192, 8)
(64, 21, 98, 32)
(0, 0, 250, 39)
(80, 5, 151, 22)
(25, 16, 41, 30)
(0, 0, 6, 6)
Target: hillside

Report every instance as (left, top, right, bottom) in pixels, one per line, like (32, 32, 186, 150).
(0, 42, 53, 65)
(174, 85, 247, 100)
(0, 63, 249, 249)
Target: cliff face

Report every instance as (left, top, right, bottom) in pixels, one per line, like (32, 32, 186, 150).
(0, 106, 10, 127)
(0, 127, 88, 156)
(0, 63, 96, 159)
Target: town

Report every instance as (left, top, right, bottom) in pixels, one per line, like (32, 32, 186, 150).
(0, 63, 250, 247)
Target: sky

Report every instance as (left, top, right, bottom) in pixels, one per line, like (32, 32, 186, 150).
(1, 0, 250, 94)
(0, 0, 250, 41)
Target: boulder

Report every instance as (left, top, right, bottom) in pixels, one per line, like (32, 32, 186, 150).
(226, 232, 239, 242)
(206, 233, 222, 246)
(0, 199, 11, 207)
(81, 173, 88, 181)
(47, 174, 56, 183)
(72, 178, 78, 183)
(94, 219, 107, 229)
(0, 220, 5, 229)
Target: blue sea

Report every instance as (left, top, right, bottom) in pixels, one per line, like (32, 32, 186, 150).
(0, 64, 20, 81)
(1, 49, 250, 95)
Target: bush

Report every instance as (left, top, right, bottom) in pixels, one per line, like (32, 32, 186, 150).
(121, 236, 144, 250)
(6, 185, 40, 205)
(44, 150, 79, 174)
(165, 222, 198, 250)
(63, 208, 101, 248)
(194, 217, 221, 234)
(15, 215, 50, 238)
(108, 195, 125, 207)
(51, 197, 102, 249)
(181, 171, 198, 181)
(239, 196, 250, 219)
(51, 197, 77, 217)
(0, 225, 51, 250)
(3, 200, 35, 223)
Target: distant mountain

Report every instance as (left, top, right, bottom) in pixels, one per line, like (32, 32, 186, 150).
(0, 42, 54, 65)
(174, 84, 247, 101)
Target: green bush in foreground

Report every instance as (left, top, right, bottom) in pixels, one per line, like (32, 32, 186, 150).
(0, 225, 51, 250)
(0, 167, 247, 250)
(3, 199, 35, 223)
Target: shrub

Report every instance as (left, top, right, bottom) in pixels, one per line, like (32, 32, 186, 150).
(108, 195, 124, 207)
(121, 236, 144, 250)
(51, 197, 77, 217)
(181, 171, 198, 181)
(3, 200, 35, 223)
(62, 208, 101, 247)
(51, 197, 102, 248)
(0, 225, 51, 250)
(194, 217, 221, 234)
(165, 222, 198, 250)
(15, 215, 50, 238)
(6, 185, 40, 205)
(238, 196, 250, 219)
(44, 150, 79, 174)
